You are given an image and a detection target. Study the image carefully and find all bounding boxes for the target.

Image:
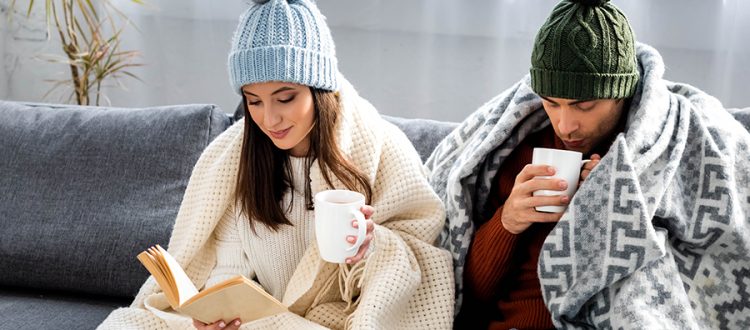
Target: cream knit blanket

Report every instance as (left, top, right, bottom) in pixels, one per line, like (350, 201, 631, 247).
(98, 77, 454, 329)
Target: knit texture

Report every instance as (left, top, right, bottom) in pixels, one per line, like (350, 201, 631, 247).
(530, 0, 638, 99)
(205, 157, 313, 300)
(97, 75, 454, 329)
(228, 0, 339, 94)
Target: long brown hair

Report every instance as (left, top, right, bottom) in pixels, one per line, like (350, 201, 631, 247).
(235, 88, 373, 231)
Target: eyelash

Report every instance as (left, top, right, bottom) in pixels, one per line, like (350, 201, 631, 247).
(247, 96, 295, 107)
(279, 96, 294, 104)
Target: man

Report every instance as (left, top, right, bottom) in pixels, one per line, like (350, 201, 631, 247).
(427, 0, 750, 329)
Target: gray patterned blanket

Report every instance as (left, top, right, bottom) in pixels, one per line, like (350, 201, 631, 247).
(426, 43, 750, 329)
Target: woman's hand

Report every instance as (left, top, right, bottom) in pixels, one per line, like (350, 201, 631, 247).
(345, 205, 375, 264)
(193, 318, 241, 330)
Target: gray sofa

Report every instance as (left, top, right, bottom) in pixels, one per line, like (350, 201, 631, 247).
(0, 100, 457, 330)
(2, 99, 747, 330)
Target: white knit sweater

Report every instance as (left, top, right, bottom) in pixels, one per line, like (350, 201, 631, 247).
(206, 157, 313, 300)
(98, 76, 455, 330)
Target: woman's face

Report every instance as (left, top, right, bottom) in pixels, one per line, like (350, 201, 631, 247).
(242, 82, 315, 157)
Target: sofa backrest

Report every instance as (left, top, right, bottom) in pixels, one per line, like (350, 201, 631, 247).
(381, 115, 458, 162)
(0, 101, 231, 298)
(729, 107, 750, 132)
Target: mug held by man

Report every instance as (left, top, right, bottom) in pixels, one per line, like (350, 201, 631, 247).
(531, 148, 590, 213)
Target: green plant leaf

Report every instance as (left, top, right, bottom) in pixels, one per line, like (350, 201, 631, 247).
(26, 0, 34, 17)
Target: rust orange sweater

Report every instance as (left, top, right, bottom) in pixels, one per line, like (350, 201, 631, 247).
(455, 125, 561, 330)
(456, 124, 613, 330)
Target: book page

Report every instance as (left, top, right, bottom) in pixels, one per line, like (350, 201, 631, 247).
(137, 251, 179, 308)
(180, 276, 287, 324)
(155, 245, 199, 306)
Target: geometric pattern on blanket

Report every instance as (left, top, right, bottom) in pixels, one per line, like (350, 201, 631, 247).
(427, 43, 750, 329)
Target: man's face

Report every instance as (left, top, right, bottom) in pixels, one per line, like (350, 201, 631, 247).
(540, 96, 627, 154)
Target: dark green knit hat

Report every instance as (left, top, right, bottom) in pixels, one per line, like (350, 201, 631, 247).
(530, 0, 638, 100)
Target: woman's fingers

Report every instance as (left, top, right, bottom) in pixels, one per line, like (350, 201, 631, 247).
(192, 319, 241, 330)
(346, 237, 372, 264)
(351, 219, 374, 233)
(224, 319, 242, 330)
(360, 205, 375, 219)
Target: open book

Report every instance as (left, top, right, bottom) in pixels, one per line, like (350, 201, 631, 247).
(137, 245, 287, 324)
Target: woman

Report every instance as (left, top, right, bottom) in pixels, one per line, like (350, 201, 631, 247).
(97, 0, 454, 329)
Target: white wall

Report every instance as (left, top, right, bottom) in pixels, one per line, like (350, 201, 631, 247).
(1, 0, 749, 122)
(0, 11, 6, 100)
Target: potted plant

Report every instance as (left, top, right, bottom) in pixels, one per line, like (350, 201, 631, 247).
(6, 0, 143, 105)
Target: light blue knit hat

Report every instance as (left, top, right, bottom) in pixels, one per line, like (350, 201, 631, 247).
(228, 0, 339, 94)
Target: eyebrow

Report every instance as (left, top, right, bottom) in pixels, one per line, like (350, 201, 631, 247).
(243, 86, 295, 97)
(540, 96, 593, 106)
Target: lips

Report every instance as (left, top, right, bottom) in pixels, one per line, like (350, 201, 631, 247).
(563, 139, 584, 148)
(269, 127, 292, 139)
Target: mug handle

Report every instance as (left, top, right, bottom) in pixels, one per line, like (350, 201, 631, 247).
(345, 209, 368, 252)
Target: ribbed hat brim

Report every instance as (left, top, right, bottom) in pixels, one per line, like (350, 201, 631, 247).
(229, 45, 339, 94)
(530, 68, 639, 100)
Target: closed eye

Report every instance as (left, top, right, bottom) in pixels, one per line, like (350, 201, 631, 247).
(279, 96, 295, 104)
(576, 102, 595, 111)
(248, 100, 261, 106)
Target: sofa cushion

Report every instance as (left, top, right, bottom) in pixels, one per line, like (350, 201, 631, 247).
(0, 287, 129, 329)
(0, 101, 231, 298)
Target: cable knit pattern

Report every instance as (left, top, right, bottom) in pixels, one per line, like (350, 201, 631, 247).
(97, 75, 454, 329)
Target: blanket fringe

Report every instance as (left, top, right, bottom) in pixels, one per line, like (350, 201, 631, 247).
(340, 250, 376, 328)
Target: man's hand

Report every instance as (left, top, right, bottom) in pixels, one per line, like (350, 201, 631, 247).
(579, 154, 601, 187)
(501, 165, 569, 235)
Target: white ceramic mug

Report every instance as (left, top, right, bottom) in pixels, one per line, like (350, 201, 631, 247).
(314, 190, 368, 263)
(531, 148, 590, 213)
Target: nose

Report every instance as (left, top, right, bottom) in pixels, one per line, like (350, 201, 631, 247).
(557, 108, 579, 136)
(262, 105, 282, 129)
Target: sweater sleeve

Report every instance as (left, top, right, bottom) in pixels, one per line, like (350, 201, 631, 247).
(463, 205, 521, 303)
(205, 204, 255, 288)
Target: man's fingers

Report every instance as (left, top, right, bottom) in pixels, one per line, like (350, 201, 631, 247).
(584, 159, 600, 170)
(522, 195, 569, 208)
(519, 177, 568, 195)
(515, 164, 556, 184)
